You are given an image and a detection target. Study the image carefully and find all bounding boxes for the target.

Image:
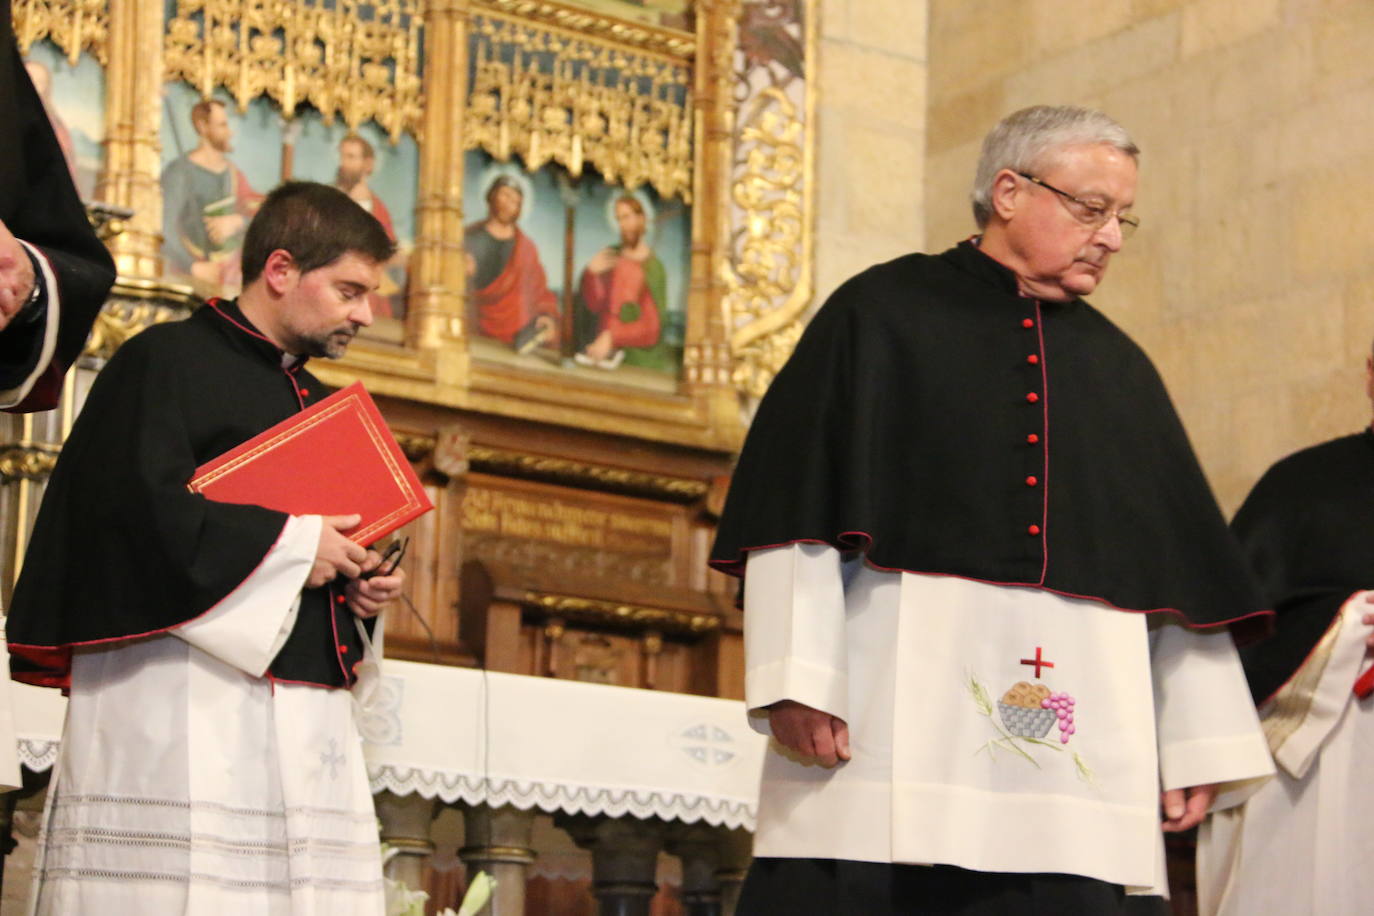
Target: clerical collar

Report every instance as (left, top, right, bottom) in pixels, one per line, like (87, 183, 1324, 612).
(946, 237, 1082, 309)
(207, 299, 309, 371)
(945, 238, 1030, 297)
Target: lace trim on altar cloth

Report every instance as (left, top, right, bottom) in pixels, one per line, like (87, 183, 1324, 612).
(19, 737, 59, 772)
(368, 765, 758, 831)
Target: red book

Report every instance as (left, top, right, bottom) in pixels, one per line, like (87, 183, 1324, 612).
(188, 382, 433, 546)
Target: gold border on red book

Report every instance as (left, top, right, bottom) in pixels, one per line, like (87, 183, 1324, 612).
(187, 382, 431, 545)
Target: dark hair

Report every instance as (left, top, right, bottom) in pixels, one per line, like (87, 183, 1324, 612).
(240, 181, 396, 286)
(485, 175, 523, 206)
(340, 133, 375, 161)
(614, 194, 645, 217)
(190, 99, 224, 132)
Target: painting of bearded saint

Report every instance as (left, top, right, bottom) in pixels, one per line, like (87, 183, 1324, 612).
(573, 195, 672, 372)
(334, 133, 407, 318)
(160, 97, 263, 293)
(464, 176, 559, 353)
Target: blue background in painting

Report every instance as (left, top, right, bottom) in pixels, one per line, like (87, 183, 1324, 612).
(461, 149, 691, 345)
(160, 82, 419, 245)
(23, 41, 106, 201)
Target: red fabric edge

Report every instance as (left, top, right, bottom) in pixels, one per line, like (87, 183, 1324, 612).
(1033, 300, 1051, 585)
(266, 674, 350, 691)
(208, 299, 281, 349)
(9, 516, 294, 688)
(1255, 590, 1362, 707)
(708, 534, 1277, 637)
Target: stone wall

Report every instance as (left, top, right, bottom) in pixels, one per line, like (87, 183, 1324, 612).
(812, 0, 928, 306)
(923, 0, 1374, 513)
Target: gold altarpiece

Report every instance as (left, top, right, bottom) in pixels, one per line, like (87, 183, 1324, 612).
(3, 0, 815, 910)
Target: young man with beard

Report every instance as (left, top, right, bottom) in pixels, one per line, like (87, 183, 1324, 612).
(8, 182, 404, 915)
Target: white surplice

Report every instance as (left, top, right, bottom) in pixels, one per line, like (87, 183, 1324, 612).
(29, 515, 386, 916)
(1197, 591, 1374, 916)
(744, 543, 1273, 895)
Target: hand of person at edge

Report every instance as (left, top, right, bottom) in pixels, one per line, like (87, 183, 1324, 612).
(344, 548, 406, 620)
(1160, 783, 1217, 832)
(307, 514, 367, 587)
(0, 219, 36, 332)
(768, 699, 851, 767)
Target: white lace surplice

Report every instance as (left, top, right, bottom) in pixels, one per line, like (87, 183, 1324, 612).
(30, 515, 385, 916)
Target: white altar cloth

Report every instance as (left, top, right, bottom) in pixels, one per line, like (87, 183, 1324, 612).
(360, 661, 767, 830)
(12, 662, 767, 830)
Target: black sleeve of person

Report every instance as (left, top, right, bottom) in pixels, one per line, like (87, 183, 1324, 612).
(0, 246, 48, 388)
(1233, 434, 1374, 704)
(0, 24, 116, 409)
(6, 325, 290, 670)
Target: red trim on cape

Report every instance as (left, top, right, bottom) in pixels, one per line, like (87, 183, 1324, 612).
(1254, 589, 1365, 707)
(708, 534, 1276, 635)
(9, 516, 293, 688)
(266, 674, 352, 690)
(1033, 300, 1050, 585)
(328, 583, 350, 683)
(208, 299, 279, 347)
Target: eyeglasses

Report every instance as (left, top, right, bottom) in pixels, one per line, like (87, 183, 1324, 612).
(1017, 172, 1139, 240)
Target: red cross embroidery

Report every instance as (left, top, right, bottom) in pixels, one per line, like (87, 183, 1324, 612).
(1020, 647, 1055, 678)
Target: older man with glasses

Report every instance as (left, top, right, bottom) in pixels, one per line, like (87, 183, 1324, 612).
(711, 105, 1275, 915)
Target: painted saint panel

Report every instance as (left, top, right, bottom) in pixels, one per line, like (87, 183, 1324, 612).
(159, 83, 419, 332)
(559, 0, 693, 31)
(462, 150, 691, 393)
(21, 41, 105, 202)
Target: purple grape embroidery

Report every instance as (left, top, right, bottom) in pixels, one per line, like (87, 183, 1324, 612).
(1040, 691, 1077, 745)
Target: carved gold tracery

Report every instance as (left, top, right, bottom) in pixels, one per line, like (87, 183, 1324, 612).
(721, 0, 814, 399)
(163, 0, 424, 140)
(465, 6, 694, 201)
(11, 0, 109, 65)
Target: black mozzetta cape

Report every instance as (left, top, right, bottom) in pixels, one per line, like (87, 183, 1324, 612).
(0, 10, 116, 409)
(8, 301, 369, 690)
(1231, 431, 1374, 703)
(710, 241, 1273, 641)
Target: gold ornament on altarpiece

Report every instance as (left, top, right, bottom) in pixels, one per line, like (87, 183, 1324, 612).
(465, 10, 694, 202)
(722, 0, 814, 400)
(12, 0, 109, 65)
(163, 0, 423, 141)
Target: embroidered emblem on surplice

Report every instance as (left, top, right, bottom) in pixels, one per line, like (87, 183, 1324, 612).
(966, 653, 1095, 784)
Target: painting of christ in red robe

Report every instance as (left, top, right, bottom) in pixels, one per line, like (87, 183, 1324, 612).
(463, 176, 559, 353)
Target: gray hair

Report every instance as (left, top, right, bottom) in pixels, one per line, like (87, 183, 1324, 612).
(970, 105, 1139, 228)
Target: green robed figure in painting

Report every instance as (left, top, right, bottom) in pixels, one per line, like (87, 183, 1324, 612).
(574, 194, 674, 372)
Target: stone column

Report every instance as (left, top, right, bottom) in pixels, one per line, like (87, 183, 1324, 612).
(665, 823, 722, 916)
(558, 814, 666, 916)
(459, 804, 536, 916)
(375, 791, 439, 892)
(715, 828, 753, 916)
